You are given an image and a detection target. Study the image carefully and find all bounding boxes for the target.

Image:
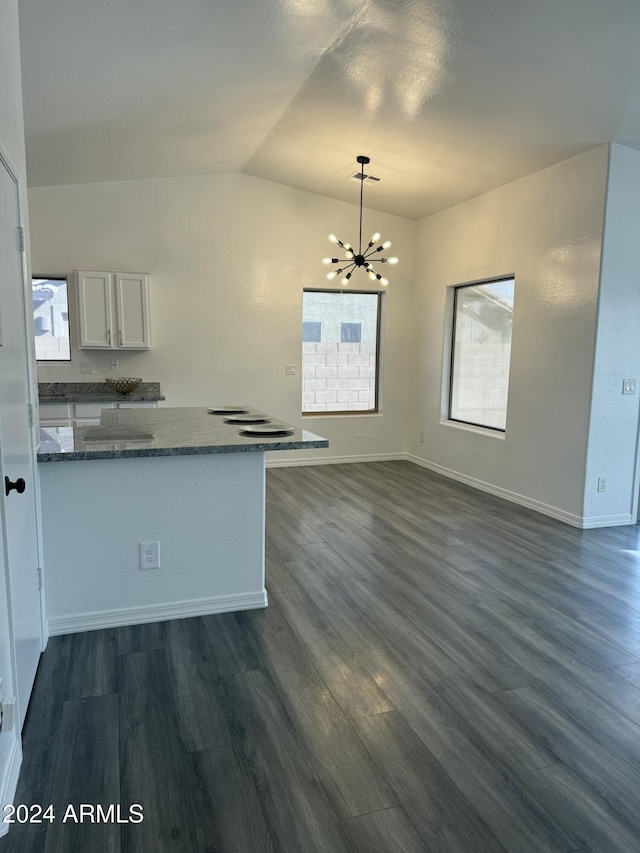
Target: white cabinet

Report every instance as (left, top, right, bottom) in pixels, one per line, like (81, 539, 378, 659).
(39, 401, 158, 427)
(77, 271, 150, 349)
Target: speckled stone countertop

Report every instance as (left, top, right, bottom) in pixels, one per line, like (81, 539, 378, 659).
(38, 381, 165, 403)
(37, 406, 328, 462)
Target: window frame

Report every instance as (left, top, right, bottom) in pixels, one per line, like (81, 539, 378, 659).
(447, 276, 515, 433)
(32, 274, 72, 363)
(302, 288, 383, 417)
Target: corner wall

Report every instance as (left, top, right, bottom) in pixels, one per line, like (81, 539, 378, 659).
(28, 174, 416, 463)
(583, 144, 640, 526)
(409, 146, 609, 525)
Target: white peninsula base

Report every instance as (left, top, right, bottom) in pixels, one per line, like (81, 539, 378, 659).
(39, 450, 267, 635)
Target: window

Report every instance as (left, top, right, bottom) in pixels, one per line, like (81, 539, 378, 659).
(32, 276, 71, 361)
(449, 277, 515, 431)
(302, 321, 322, 343)
(341, 322, 362, 343)
(302, 289, 381, 414)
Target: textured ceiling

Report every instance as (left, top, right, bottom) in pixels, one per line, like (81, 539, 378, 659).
(18, 0, 640, 219)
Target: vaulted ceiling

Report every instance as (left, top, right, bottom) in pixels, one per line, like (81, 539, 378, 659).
(18, 0, 640, 219)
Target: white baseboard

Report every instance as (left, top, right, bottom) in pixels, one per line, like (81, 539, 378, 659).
(581, 514, 635, 529)
(406, 454, 587, 528)
(48, 589, 268, 636)
(267, 450, 634, 528)
(0, 736, 22, 837)
(266, 452, 406, 468)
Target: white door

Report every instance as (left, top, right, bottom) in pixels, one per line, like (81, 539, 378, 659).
(0, 154, 43, 728)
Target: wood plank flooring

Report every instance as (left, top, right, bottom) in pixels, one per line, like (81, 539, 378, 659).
(3, 460, 640, 852)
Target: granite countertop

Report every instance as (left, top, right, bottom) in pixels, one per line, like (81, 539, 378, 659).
(38, 381, 165, 403)
(37, 406, 328, 462)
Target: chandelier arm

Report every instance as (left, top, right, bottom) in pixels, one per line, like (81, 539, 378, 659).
(362, 249, 380, 261)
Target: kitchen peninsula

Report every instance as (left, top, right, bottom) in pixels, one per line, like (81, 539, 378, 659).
(38, 406, 328, 635)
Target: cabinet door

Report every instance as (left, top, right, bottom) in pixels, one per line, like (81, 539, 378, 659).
(77, 271, 114, 348)
(115, 273, 150, 349)
(73, 403, 112, 424)
(38, 402, 72, 427)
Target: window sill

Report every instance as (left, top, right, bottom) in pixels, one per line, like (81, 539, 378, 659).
(302, 412, 383, 419)
(440, 419, 506, 439)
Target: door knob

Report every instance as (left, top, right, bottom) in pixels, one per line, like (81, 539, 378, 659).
(5, 477, 26, 496)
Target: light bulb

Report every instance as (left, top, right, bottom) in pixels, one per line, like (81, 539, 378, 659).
(345, 251, 354, 259)
(329, 234, 338, 244)
(322, 257, 332, 265)
(387, 257, 399, 264)
(371, 232, 380, 243)
(382, 240, 391, 249)
(327, 272, 336, 280)
(341, 277, 350, 285)
(344, 243, 352, 251)
(380, 277, 389, 287)
(367, 270, 376, 279)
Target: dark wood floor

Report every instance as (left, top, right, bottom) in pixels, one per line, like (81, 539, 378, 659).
(2, 461, 640, 852)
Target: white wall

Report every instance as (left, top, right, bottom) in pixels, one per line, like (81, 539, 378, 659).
(28, 173, 415, 463)
(583, 144, 640, 525)
(0, 0, 26, 175)
(0, 0, 28, 818)
(410, 146, 609, 525)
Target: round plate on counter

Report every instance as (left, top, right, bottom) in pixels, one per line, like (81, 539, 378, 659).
(208, 405, 250, 415)
(223, 414, 270, 424)
(239, 423, 295, 437)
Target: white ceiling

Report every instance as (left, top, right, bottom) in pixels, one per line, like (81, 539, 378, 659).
(18, 0, 640, 219)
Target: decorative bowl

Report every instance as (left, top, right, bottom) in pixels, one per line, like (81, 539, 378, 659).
(105, 377, 143, 395)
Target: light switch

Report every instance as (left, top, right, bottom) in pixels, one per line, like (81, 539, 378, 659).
(622, 378, 636, 395)
(285, 364, 297, 375)
(80, 362, 94, 374)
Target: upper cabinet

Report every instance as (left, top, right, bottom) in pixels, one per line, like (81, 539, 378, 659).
(77, 271, 150, 349)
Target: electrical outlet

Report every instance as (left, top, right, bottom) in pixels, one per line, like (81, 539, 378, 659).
(285, 364, 297, 375)
(110, 359, 119, 371)
(140, 541, 160, 570)
(597, 477, 606, 493)
(80, 362, 94, 374)
(622, 378, 636, 395)
(419, 432, 424, 443)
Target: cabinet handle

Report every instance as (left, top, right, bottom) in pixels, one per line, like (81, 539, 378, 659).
(119, 330, 123, 346)
(107, 329, 111, 346)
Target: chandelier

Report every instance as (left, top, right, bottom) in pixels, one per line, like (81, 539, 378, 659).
(322, 155, 398, 287)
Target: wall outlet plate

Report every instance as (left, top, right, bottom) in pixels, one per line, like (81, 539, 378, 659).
(140, 541, 160, 570)
(622, 378, 636, 395)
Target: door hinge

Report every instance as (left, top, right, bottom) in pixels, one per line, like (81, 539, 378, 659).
(17, 226, 25, 252)
(37, 568, 43, 591)
(27, 403, 34, 427)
